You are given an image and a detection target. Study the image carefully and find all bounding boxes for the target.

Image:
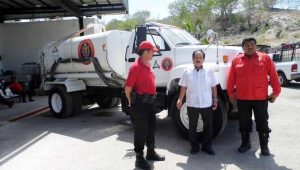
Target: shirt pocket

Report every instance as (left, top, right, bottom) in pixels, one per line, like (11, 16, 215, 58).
(187, 76, 194, 88)
(186, 86, 197, 102)
(235, 64, 245, 77)
(205, 76, 212, 90)
(254, 62, 267, 75)
(254, 62, 267, 88)
(137, 74, 148, 87)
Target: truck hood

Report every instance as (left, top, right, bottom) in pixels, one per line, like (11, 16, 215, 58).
(174, 45, 243, 66)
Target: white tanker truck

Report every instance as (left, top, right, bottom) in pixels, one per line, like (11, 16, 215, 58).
(40, 22, 242, 138)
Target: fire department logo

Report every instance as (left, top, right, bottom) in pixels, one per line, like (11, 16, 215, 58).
(78, 39, 95, 65)
(161, 57, 173, 71)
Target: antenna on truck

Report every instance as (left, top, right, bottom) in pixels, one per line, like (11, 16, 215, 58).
(206, 29, 219, 64)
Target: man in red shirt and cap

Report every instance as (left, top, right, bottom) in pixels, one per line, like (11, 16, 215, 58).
(125, 41, 165, 170)
(227, 38, 281, 156)
(9, 80, 34, 102)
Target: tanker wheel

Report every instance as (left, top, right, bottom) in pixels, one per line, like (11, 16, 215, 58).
(49, 86, 73, 118)
(170, 93, 227, 141)
(96, 97, 120, 109)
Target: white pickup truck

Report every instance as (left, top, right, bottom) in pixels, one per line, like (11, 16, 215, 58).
(40, 22, 243, 139)
(271, 42, 300, 86)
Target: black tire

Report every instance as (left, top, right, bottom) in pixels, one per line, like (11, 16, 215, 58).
(213, 96, 228, 138)
(278, 72, 289, 87)
(49, 86, 73, 118)
(170, 93, 227, 141)
(111, 97, 121, 107)
(71, 92, 82, 116)
(228, 111, 239, 119)
(96, 97, 120, 109)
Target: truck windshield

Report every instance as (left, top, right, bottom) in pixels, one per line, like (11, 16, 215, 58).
(160, 28, 200, 46)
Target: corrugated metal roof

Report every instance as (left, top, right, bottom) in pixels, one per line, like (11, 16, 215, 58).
(0, 0, 128, 21)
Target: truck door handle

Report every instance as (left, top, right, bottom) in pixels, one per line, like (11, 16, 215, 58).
(125, 45, 129, 62)
(128, 58, 135, 62)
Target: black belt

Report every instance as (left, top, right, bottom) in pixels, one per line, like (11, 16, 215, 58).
(132, 91, 156, 104)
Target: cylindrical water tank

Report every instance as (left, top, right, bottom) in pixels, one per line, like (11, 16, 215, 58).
(42, 30, 132, 79)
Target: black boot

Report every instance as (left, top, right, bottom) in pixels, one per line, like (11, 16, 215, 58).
(190, 144, 199, 154)
(146, 149, 165, 161)
(259, 132, 270, 156)
(201, 144, 215, 155)
(8, 101, 14, 108)
(135, 152, 151, 170)
(238, 132, 251, 153)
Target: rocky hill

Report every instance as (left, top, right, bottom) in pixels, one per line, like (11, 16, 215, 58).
(219, 9, 300, 49)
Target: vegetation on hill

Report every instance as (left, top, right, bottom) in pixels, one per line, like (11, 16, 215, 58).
(105, 0, 300, 48)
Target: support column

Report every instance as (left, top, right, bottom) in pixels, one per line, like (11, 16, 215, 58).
(0, 13, 4, 23)
(79, 16, 84, 36)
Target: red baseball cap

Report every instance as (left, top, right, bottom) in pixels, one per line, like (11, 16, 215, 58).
(139, 41, 158, 52)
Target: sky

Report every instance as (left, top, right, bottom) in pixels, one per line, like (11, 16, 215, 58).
(100, 0, 300, 24)
(275, 0, 300, 9)
(101, 0, 175, 24)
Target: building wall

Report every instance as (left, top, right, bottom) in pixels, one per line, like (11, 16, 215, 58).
(0, 26, 4, 72)
(0, 18, 104, 76)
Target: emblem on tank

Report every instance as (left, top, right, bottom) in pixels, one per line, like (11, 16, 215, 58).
(161, 57, 173, 71)
(78, 39, 95, 65)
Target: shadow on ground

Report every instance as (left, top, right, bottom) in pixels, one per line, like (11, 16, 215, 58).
(0, 105, 294, 169)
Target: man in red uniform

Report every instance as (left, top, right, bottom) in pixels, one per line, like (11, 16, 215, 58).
(125, 41, 165, 170)
(227, 38, 281, 156)
(9, 80, 34, 103)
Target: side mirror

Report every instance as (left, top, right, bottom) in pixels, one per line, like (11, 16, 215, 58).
(272, 54, 281, 62)
(206, 29, 217, 43)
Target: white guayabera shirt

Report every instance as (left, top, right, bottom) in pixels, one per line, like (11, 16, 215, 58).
(179, 66, 218, 108)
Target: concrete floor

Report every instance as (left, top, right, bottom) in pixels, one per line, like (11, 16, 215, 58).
(0, 83, 300, 170)
(0, 96, 48, 122)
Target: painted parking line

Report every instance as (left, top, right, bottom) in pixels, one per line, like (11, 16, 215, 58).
(8, 106, 50, 122)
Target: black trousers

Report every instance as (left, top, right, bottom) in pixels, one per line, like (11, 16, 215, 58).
(130, 98, 156, 153)
(18, 90, 33, 102)
(237, 100, 270, 133)
(187, 106, 213, 149)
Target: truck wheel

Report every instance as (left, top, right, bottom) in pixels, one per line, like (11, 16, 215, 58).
(170, 93, 227, 140)
(111, 97, 121, 107)
(96, 97, 120, 109)
(71, 92, 82, 115)
(49, 86, 73, 118)
(278, 72, 289, 87)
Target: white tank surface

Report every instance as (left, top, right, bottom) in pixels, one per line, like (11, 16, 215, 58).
(42, 30, 132, 79)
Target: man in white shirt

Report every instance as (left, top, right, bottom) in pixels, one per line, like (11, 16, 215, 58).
(0, 80, 14, 108)
(177, 50, 218, 155)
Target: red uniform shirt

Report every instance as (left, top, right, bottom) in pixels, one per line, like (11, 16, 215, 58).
(227, 52, 281, 100)
(125, 57, 156, 95)
(9, 82, 23, 93)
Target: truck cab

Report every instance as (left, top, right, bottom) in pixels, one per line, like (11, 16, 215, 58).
(125, 22, 242, 89)
(271, 42, 300, 86)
